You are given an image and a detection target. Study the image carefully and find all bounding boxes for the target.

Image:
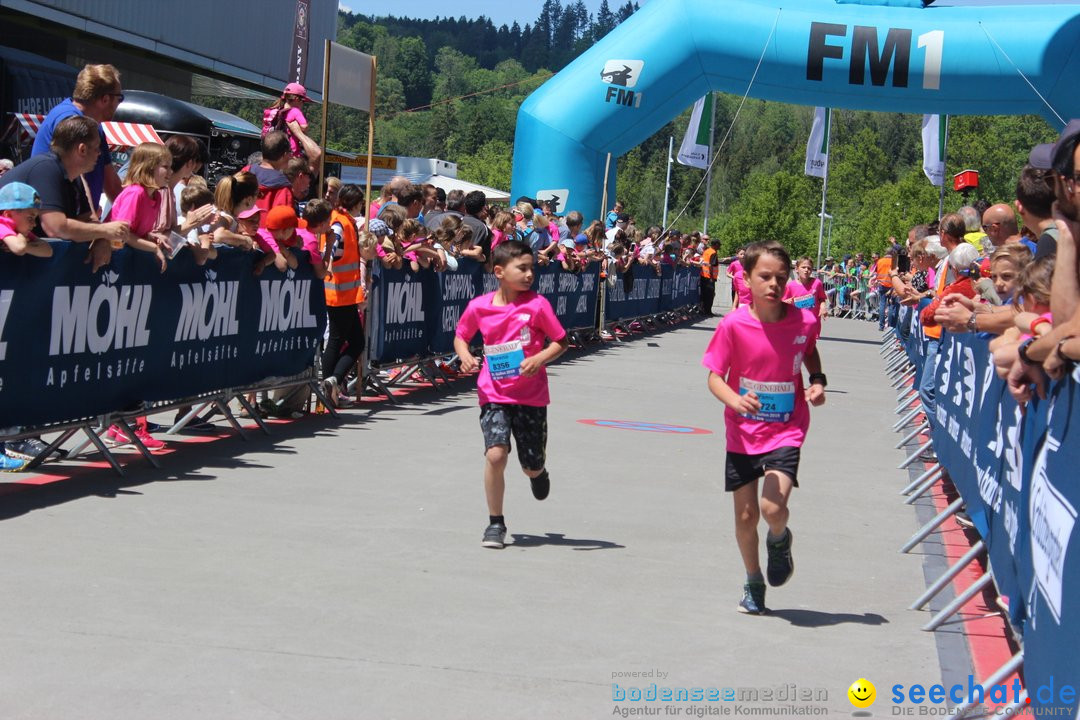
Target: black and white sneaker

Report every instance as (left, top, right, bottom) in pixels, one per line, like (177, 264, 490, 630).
(482, 523, 507, 549)
(737, 581, 767, 615)
(766, 528, 795, 587)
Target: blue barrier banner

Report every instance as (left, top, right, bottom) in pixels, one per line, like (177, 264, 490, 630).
(370, 259, 602, 361)
(429, 260, 483, 355)
(0, 241, 326, 428)
(368, 263, 432, 362)
(606, 264, 664, 322)
(934, 335, 1080, 713)
(660, 265, 700, 311)
(1022, 372, 1080, 716)
(535, 261, 600, 330)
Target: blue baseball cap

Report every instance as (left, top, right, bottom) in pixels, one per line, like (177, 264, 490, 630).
(367, 218, 391, 237)
(0, 182, 41, 211)
(574, 233, 589, 244)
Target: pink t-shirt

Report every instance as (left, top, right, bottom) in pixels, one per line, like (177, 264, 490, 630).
(284, 107, 307, 156)
(456, 290, 567, 407)
(255, 227, 297, 254)
(111, 184, 162, 238)
(0, 215, 30, 242)
(732, 267, 752, 305)
(295, 227, 322, 266)
(701, 305, 819, 455)
(783, 277, 828, 319)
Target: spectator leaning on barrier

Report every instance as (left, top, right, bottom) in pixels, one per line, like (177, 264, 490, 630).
(426, 188, 464, 232)
(917, 213, 966, 413)
(0, 115, 128, 272)
(462, 190, 490, 260)
(254, 205, 301, 274)
(0, 182, 52, 257)
(1018, 119, 1080, 383)
(211, 171, 259, 249)
(108, 142, 172, 272)
(32, 63, 124, 210)
(284, 157, 312, 208)
(1015, 164, 1058, 258)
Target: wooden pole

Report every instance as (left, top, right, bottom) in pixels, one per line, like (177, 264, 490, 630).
(318, 38, 331, 199)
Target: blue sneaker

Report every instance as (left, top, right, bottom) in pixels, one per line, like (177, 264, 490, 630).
(738, 581, 767, 615)
(0, 452, 27, 472)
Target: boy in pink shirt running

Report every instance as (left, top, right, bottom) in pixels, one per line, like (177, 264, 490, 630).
(454, 239, 569, 549)
(702, 241, 827, 614)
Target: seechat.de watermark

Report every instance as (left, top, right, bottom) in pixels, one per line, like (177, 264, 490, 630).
(845, 675, 1077, 717)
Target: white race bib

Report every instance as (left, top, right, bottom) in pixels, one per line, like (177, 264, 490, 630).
(739, 378, 796, 423)
(485, 340, 525, 380)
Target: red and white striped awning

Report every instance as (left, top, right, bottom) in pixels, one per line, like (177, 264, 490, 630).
(14, 113, 164, 150)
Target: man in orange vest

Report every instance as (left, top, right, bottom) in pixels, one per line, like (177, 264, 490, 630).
(699, 237, 721, 316)
(874, 248, 895, 330)
(320, 184, 366, 408)
(916, 214, 966, 414)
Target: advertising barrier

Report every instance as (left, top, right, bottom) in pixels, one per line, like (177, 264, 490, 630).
(0, 241, 326, 428)
(931, 334, 1080, 714)
(369, 260, 609, 363)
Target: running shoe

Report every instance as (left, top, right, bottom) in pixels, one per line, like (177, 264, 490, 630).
(530, 470, 550, 501)
(5, 438, 51, 462)
(321, 376, 340, 406)
(766, 528, 794, 587)
(738, 581, 767, 615)
(134, 428, 166, 452)
(0, 452, 26, 472)
(482, 522, 507, 549)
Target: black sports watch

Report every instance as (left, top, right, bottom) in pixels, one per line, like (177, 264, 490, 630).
(1017, 337, 1036, 366)
(808, 372, 828, 387)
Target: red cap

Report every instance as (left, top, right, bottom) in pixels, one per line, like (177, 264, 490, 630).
(265, 205, 298, 230)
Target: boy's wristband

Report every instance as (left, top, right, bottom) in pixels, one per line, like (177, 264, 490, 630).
(808, 372, 828, 387)
(1030, 316, 1052, 335)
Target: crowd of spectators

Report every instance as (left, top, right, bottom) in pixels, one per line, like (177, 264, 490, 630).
(0, 62, 720, 467)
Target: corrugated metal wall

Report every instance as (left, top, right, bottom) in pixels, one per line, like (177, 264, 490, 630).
(4, 0, 335, 94)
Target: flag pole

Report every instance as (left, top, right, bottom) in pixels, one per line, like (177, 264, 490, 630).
(938, 114, 949, 221)
(663, 136, 673, 228)
(703, 92, 715, 234)
(815, 109, 831, 270)
(318, 39, 331, 199)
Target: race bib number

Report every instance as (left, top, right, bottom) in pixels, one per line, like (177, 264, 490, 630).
(485, 340, 525, 380)
(739, 378, 796, 423)
(793, 293, 815, 310)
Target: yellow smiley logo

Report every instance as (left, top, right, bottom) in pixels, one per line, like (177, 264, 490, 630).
(847, 678, 876, 709)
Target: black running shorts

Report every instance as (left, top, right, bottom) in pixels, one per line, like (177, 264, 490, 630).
(725, 446, 801, 492)
(479, 403, 548, 472)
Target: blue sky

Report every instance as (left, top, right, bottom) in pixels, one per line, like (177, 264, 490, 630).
(339, 0, 628, 28)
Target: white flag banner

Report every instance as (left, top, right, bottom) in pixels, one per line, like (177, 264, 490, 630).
(804, 107, 830, 178)
(324, 41, 374, 112)
(922, 114, 947, 187)
(677, 94, 712, 169)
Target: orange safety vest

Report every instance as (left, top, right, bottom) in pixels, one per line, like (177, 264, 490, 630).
(875, 257, 893, 288)
(700, 248, 718, 280)
(922, 263, 950, 340)
(323, 209, 363, 306)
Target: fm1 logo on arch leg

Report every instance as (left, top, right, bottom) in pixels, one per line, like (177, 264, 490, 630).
(601, 59, 644, 108)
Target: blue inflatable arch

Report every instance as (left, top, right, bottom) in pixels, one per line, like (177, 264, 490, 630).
(510, 0, 1080, 219)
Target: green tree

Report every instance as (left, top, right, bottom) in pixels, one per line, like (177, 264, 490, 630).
(458, 139, 514, 191)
